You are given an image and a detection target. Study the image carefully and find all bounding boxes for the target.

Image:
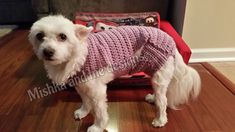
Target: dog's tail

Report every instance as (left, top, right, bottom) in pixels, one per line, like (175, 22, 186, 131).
(167, 50, 201, 109)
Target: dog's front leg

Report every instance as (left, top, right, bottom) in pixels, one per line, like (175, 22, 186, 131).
(83, 82, 108, 132)
(74, 87, 92, 120)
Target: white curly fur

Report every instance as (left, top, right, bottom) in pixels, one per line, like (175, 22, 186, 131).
(29, 15, 201, 132)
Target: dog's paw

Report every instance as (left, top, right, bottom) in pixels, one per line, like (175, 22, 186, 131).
(74, 108, 89, 120)
(152, 117, 168, 127)
(87, 125, 103, 132)
(145, 94, 155, 103)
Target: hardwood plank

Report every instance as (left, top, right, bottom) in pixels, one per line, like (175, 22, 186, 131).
(191, 64, 235, 131)
(202, 62, 235, 94)
(209, 61, 235, 84)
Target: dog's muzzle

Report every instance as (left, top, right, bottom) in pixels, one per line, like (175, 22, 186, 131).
(43, 48, 55, 61)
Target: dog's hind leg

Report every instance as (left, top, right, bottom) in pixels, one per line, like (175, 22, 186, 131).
(150, 56, 175, 127)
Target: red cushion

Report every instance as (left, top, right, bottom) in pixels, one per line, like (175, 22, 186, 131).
(160, 20, 191, 64)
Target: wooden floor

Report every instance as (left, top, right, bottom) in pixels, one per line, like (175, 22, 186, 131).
(210, 62, 235, 84)
(0, 30, 235, 132)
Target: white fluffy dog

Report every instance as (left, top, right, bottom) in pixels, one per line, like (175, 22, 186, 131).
(29, 15, 201, 132)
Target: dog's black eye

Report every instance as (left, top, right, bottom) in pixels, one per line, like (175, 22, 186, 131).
(36, 32, 44, 41)
(58, 33, 67, 41)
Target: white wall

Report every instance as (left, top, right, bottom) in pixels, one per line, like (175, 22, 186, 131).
(183, 0, 235, 62)
(183, 0, 235, 49)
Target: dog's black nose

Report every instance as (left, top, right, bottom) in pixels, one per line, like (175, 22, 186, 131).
(43, 48, 54, 59)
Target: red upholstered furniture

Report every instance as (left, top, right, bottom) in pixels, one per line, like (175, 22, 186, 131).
(160, 20, 191, 64)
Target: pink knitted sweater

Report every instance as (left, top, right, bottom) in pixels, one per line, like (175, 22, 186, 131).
(76, 26, 176, 78)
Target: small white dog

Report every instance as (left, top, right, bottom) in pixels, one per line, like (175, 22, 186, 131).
(29, 15, 201, 132)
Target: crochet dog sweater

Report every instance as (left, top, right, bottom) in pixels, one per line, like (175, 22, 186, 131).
(75, 26, 176, 79)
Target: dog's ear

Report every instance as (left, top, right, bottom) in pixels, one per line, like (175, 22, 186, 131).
(75, 24, 93, 41)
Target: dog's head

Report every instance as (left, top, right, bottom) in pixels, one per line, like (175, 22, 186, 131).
(29, 15, 93, 65)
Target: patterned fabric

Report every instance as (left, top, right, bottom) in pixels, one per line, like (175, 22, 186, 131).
(75, 12, 160, 32)
(76, 26, 176, 78)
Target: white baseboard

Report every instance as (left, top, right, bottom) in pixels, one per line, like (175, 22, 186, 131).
(189, 48, 235, 63)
